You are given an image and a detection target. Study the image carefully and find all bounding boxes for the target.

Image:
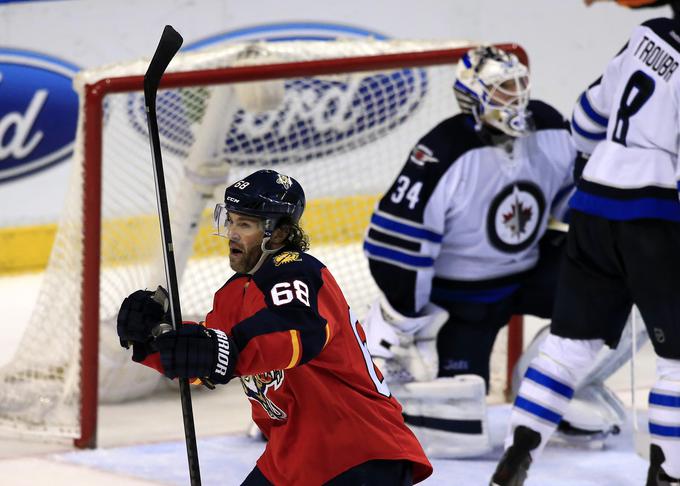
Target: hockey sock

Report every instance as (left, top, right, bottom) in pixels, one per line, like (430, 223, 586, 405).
(505, 333, 604, 458)
(648, 357, 680, 479)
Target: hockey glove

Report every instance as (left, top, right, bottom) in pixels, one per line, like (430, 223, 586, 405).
(363, 296, 448, 382)
(156, 324, 238, 385)
(117, 286, 170, 362)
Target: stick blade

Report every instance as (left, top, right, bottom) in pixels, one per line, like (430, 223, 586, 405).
(144, 25, 183, 98)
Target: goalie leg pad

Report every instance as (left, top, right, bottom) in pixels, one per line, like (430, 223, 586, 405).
(514, 311, 647, 396)
(555, 382, 625, 449)
(392, 375, 490, 458)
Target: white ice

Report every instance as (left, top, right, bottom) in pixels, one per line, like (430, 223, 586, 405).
(0, 271, 658, 485)
(48, 404, 650, 486)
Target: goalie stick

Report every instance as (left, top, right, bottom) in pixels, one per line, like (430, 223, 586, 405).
(144, 25, 202, 486)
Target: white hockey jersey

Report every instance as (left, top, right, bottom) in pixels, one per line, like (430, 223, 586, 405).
(571, 17, 680, 222)
(364, 100, 576, 315)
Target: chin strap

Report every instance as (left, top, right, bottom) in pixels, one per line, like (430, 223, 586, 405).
(248, 236, 279, 275)
(471, 105, 484, 132)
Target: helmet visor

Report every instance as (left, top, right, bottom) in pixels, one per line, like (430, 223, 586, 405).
(213, 203, 229, 238)
(488, 75, 530, 111)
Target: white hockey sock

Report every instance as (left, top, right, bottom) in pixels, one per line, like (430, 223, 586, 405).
(505, 333, 604, 458)
(649, 357, 680, 479)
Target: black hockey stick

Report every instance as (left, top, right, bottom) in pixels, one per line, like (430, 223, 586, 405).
(144, 25, 202, 486)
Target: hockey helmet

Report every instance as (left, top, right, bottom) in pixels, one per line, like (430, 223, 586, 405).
(454, 45, 531, 137)
(214, 169, 306, 238)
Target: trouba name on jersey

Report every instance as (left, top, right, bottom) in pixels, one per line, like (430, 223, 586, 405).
(635, 36, 679, 81)
(0, 50, 79, 182)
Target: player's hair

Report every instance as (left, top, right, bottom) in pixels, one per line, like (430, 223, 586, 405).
(277, 217, 310, 252)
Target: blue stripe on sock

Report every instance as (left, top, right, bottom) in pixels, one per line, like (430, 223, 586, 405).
(650, 392, 680, 408)
(525, 367, 574, 399)
(514, 395, 562, 425)
(649, 422, 680, 438)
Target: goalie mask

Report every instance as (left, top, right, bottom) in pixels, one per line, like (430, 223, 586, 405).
(214, 169, 306, 240)
(454, 45, 531, 137)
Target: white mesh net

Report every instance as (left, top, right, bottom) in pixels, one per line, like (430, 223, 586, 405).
(0, 39, 523, 442)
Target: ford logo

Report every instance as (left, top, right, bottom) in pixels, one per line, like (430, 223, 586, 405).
(0, 49, 79, 183)
(123, 22, 428, 165)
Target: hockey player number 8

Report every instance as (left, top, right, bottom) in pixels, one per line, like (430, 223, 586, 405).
(612, 70, 655, 146)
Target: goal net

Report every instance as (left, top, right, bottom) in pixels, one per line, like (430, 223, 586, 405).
(0, 39, 527, 446)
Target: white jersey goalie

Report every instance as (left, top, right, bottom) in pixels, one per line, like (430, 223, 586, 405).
(362, 45, 636, 459)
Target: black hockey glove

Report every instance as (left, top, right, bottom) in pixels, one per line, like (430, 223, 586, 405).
(117, 286, 171, 362)
(156, 324, 238, 386)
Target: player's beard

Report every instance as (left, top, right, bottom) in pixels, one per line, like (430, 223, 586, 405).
(229, 241, 263, 273)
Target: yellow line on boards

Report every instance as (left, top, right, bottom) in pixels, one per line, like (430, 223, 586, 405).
(0, 195, 380, 275)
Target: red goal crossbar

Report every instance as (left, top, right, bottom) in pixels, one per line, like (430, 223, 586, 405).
(76, 43, 527, 448)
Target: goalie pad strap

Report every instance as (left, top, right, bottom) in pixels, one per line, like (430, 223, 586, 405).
(393, 376, 491, 458)
(403, 414, 483, 434)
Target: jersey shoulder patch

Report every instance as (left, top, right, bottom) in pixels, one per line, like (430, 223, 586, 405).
(528, 100, 568, 131)
(254, 248, 324, 289)
(377, 114, 482, 220)
(272, 251, 303, 267)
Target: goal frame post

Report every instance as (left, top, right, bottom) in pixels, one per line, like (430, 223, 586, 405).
(76, 42, 527, 448)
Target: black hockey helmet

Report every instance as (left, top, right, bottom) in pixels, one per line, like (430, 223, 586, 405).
(215, 169, 306, 237)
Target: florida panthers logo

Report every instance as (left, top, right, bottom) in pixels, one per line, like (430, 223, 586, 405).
(273, 251, 301, 266)
(487, 181, 545, 253)
(240, 370, 287, 420)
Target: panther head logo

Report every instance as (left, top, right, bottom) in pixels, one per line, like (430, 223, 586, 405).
(240, 370, 287, 420)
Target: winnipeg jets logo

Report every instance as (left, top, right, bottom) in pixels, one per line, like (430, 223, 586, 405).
(502, 196, 533, 238)
(276, 173, 292, 189)
(409, 144, 439, 166)
(487, 182, 545, 253)
(240, 370, 287, 420)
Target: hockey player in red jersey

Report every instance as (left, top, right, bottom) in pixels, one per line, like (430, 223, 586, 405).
(116, 169, 432, 485)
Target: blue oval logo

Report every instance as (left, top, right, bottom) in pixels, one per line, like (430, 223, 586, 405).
(0, 50, 79, 183)
(123, 22, 428, 165)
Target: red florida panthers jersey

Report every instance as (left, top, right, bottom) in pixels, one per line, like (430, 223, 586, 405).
(145, 247, 432, 485)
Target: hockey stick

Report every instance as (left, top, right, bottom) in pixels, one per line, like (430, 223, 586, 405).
(144, 25, 202, 486)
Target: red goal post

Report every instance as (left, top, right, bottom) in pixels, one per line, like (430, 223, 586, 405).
(1, 40, 528, 448)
